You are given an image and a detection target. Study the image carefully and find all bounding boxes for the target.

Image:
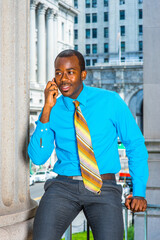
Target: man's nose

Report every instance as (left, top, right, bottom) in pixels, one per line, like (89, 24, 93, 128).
(61, 72, 68, 81)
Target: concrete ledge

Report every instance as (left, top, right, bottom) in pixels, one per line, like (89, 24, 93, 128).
(0, 200, 38, 228)
(0, 218, 34, 240)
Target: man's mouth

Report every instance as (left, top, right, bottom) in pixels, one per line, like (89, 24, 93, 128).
(60, 85, 71, 92)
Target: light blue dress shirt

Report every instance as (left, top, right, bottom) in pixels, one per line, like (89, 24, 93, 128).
(28, 83, 149, 197)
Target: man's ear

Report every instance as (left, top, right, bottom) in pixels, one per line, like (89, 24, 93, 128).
(81, 70, 87, 81)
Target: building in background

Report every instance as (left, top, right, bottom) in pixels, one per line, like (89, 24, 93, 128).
(74, 0, 143, 66)
(29, 0, 78, 170)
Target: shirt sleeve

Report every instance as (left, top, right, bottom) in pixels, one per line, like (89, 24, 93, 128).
(113, 93, 149, 198)
(28, 117, 55, 166)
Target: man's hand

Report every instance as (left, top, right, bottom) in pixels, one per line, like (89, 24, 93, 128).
(40, 79, 59, 123)
(125, 196, 147, 212)
(44, 79, 59, 108)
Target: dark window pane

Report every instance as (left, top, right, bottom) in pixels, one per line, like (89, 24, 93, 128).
(104, 43, 109, 53)
(121, 41, 125, 52)
(74, 16, 78, 24)
(86, 29, 90, 39)
(120, 0, 125, 5)
(86, 59, 90, 66)
(120, 26, 125, 36)
(74, 29, 78, 39)
(120, 10, 125, 20)
(104, 58, 109, 62)
(74, 0, 78, 8)
(86, 44, 90, 54)
(121, 57, 125, 62)
(104, 12, 108, 22)
(86, 14, 90, 23)
(139, 9, 143, 19)
(139, 41, 143, 51)
(92, 0, 97, 8)
(92, 44, 97, 54)
(139, 25, 143, 35)
(86, 0, 90, 8)
(92, 59, 97, 65)
(92, 13, 97, 22)
(104, 0, 108, 7)
(104, 27, 108, 38)
(92, 28, 97, 38)
(74, 45, 78, 51)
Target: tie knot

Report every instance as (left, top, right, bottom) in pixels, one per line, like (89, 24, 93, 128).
(73, 100, 80, 109)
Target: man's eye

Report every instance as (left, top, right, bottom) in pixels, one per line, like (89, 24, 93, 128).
(56, 72, 61, 76)
(68, 71, 74, 74)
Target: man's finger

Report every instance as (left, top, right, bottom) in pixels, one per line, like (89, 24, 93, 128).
(125, 198, 132, 210)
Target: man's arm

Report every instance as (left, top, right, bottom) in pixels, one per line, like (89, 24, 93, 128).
(28, 79, 59, 165)
(113, 93, 149, 212)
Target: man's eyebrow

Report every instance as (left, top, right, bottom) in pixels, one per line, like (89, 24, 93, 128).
(55, 68, 77, 71)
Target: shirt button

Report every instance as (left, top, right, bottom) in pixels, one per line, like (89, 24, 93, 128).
(45, 128, 48, 131)
(41, 129, 43, 132)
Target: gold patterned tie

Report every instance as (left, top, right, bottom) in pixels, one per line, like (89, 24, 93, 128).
(73, 100, 103, 194)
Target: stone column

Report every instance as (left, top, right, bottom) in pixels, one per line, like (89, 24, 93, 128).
(53, 12, 58, 72)
(37, 3, 46, 85)
(0, 0, 37, 239)
(46, 9, 54, 82)
(134, 1, 160, 239)
(30, 0, 37, 83)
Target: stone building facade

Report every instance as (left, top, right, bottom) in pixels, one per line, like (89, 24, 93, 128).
(85, 62, 144, 132)
(29, 0, 78, 169)
(74, 0, 143, 66)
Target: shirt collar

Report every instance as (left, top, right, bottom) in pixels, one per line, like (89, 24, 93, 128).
(62, 83, 87, 111)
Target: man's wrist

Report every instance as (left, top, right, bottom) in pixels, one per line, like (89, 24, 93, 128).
(40, 105, 52, 123)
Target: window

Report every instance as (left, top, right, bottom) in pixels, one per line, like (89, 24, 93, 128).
(86, 29, 90, 39)
(92, 44, 97, 54)
(74, 29, 78, 39)
(139, 56, 143, 61)
(74, 45, 78, 51)
(139, 41, 143, 51)
(104, 27, 108, 38)
(120, 10, 125, 20)
(104, 58, 109, 63)
(92, 0, 97, 8)
(74, 0, 78, 8)
(120, 0, 125, 5)
(86, 59, 91, 66)
(92, 59, 97, 65)
(74, 16, 78, 24)
(104, 0, 108, 7)
(104, 43, 109, 53)
(120, 26, 125, 36)
(92, 28, 97, 38)
(104, 12, 108, 22)
(92, 13, 97, 23)
(121, 57, 125, 62)
(121, 41, 125, 52)
(138, 0, 143, 4)
(139, 9, 143, 19)
(86, 44, 91, 54)
(86, 0, 90, 8)
(86, 14, 90, 23)
(139, 25, 143, 35)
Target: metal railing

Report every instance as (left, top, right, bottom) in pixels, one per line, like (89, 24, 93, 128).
(64, 203, 160, 240)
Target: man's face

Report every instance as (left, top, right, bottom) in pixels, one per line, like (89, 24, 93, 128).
(55, 55, 87, 99)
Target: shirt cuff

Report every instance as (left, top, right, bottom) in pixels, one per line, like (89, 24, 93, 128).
(133, 183, 146, 198)
(36, 120, 50, 132)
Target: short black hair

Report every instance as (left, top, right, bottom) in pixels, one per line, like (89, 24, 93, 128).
(55, 49, 85, 72)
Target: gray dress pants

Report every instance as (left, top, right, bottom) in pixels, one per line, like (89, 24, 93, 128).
(33, 176, 124, 240)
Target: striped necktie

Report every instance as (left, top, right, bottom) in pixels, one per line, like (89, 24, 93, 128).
(73, 100, 103, 194)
